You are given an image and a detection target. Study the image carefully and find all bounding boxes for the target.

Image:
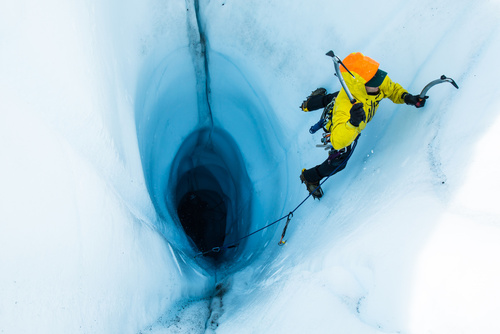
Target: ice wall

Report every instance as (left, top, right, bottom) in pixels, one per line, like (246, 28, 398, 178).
(0, 0, 215, 332)
(1, 0, 291, 332)
(2, 0, 500, 333)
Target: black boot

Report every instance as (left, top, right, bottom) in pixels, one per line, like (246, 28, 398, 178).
(300, 88, 327, 112)
(300, 169, 323, 199)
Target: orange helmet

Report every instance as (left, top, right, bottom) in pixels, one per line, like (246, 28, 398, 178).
(341, 52, 380, 83)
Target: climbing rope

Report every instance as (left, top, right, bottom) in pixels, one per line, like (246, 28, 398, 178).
(194, 136, 360, 258)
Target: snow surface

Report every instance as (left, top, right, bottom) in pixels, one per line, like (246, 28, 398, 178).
(1, 0, 500, 333)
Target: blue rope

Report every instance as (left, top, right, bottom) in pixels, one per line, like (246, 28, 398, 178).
(195, 135, 360, 257)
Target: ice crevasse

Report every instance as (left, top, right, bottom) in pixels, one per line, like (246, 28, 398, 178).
(2, 0, 500, 333)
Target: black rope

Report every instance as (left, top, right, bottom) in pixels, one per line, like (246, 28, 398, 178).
(194, 135, 360, 258)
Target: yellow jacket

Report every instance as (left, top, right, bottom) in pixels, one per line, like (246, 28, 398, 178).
(326, 70, 408, 150)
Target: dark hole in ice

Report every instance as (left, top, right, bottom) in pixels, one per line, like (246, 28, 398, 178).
(169, 128, 251, 260)
(177, 189, 227, 256)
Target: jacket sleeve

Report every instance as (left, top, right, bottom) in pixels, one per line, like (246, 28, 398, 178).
(328, 91, 361, 150)
(379, 75, 408, 104)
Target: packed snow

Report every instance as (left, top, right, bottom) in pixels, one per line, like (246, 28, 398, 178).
(1, 0, 500, 333)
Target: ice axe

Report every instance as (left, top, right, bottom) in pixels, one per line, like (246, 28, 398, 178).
(308, 51, 356, 134)
(417, 75, 459, 107)
(326, 51, 357, 104)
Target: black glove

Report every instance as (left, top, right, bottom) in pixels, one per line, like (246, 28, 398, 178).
(403, 93, 428, 108)
(349, 103, 366, 127)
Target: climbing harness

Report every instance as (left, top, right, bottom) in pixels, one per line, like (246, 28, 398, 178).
(194, 135, 360, 258)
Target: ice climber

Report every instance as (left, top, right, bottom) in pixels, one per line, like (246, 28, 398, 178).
(300, 52, 426, 199)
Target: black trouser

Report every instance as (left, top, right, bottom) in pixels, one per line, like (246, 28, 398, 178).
(302, 145, 354, 183)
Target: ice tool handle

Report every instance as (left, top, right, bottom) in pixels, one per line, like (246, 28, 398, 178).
(419, 75, 459, 99)
(309, 118, 326, 134)
(326, 51, 356, 104)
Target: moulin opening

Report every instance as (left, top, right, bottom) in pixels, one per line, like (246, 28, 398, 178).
(135, 48, 288, 268)
(167, 127, 253, 262)
(177, 189, 226, 256)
